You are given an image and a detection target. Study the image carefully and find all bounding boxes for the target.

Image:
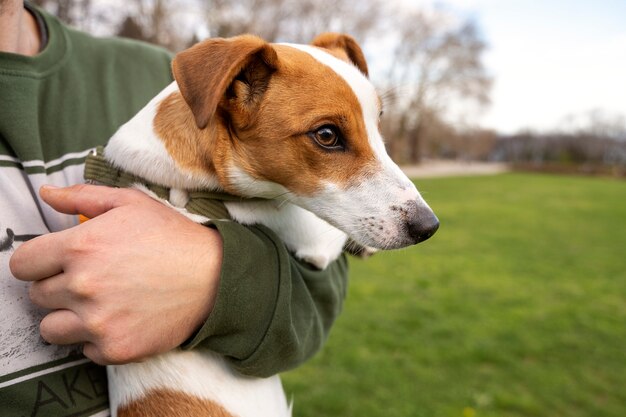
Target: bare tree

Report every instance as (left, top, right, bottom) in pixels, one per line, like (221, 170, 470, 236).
(380, 9, 492, 163)
(117, 15, 147, 42)
(561, 109, 626, 140)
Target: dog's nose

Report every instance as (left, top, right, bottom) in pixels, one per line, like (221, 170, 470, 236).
(406, 209, 439, 244)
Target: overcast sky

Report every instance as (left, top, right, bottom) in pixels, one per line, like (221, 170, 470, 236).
(435, 0, 626, 133)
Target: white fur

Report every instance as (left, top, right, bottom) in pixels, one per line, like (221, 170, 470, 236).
(108, 350, 291, 417)
(225, 200, 347, 269)
(169, 188, 190, 208)
(227, 162, 292, 199)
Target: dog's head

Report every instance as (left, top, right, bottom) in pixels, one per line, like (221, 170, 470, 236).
(167, 33, 438, 249)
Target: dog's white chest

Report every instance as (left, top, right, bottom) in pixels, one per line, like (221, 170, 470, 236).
(108, 350, 291, 417)
(226, 200, 347, 270)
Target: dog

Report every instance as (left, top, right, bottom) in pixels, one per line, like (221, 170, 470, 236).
(90, 32, 439, 417)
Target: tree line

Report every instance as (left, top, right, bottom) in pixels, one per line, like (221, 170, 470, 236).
(495, 110, 626, 174)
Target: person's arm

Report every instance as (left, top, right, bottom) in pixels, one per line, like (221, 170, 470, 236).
(183, 220, 349, 377)
(10, 184, 349, 375)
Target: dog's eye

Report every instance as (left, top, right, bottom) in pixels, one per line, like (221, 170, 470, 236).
(310, 125, 343, 150)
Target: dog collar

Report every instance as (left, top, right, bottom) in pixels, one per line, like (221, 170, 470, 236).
(84, 146, 264, 220)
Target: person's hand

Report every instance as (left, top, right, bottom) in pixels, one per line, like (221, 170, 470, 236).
(9, 184, 223, 365)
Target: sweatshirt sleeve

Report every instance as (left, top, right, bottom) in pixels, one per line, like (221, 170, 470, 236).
(181, 220, 349, 378)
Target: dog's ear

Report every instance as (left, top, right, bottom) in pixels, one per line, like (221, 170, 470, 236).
(311, 32, 369, 77)
(172, 35, 279, 129)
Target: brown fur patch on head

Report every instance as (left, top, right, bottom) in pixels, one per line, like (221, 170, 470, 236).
(213, 44, 379, 196)
(117, 388, 236, 417)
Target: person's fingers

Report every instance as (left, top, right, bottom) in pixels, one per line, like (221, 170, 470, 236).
(39, 184, 147, 218)
(9, 233, 65, 281)
(82, 342, 107, 365)
(39, 309, 89, 345)
(28, 274, 73, 309)
(82, 341, 145, 366)
(12, 184, 151, 282)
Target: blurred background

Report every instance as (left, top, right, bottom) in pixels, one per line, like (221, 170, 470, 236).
(33, 0, 626, 174)
(34, 1, 626, 416)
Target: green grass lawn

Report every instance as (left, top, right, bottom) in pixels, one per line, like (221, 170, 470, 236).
(282, 173, 626, 417)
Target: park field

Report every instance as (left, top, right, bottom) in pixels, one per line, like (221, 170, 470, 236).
(282, 173, 626, 417)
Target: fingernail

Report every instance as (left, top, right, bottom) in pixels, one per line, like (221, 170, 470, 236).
(41, 185, 59, 191)
(40, 185, 59, 197)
